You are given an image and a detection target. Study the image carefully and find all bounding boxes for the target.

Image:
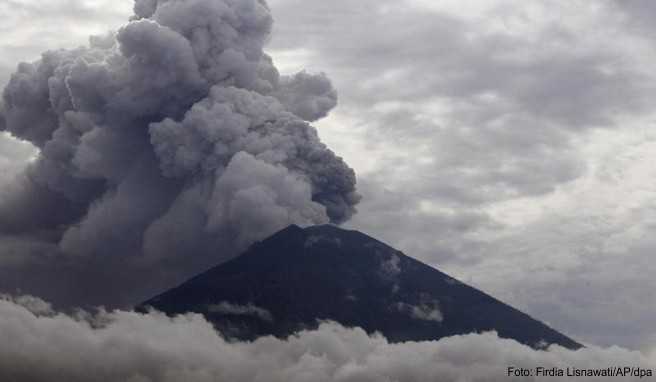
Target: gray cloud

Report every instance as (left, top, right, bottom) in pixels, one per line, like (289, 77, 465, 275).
(0, 0, 131, 86)
(268, 0, 654, 207)
(346, 179, 500, 266)
(0, 132, 35, 189)
(607, 0, 656, 39)
(0, 295, 654, 382)
(0, 0, 359, 308)
(460, 202, 656, 351)
(265, 0, 656, 351)
(272, 71, 337, 122)
(271, 1, 651, 124)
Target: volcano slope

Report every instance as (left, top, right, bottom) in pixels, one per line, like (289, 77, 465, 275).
(140, 224, 581, 350)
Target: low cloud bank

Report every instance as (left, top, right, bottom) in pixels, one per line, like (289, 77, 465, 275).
(0, 295, 653, 382)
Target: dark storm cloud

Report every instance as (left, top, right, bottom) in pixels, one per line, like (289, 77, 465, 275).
(1, 295, 653, 382)
(0, 0, 359, 308)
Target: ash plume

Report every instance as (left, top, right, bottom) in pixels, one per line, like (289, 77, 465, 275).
(0, 0, 359, 308)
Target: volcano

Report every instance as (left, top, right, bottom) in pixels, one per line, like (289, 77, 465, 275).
(139, 224, 581, 349)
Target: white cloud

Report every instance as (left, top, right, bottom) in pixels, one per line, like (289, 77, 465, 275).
(208, 302, 274, 322)
(0, 296, 654, 382)
(380, 254, 401, 277)
(394, 301, 443, 323)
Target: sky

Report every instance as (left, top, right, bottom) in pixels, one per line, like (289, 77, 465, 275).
(0, 0, 656, 364)
(270, 0, 656, 352)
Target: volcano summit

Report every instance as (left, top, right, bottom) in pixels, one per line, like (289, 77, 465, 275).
(141, 224, 581, 350)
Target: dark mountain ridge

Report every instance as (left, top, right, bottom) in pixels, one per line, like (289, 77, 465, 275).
(139, 224, 581, 350)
